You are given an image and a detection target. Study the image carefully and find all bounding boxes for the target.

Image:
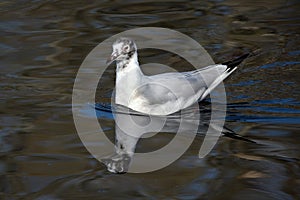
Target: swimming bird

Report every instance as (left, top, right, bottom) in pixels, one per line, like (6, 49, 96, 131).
(107, 37, 248, 115)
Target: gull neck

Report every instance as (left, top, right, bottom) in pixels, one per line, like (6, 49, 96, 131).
(115, 51, 144, 106)
(116, 52, 140, 72)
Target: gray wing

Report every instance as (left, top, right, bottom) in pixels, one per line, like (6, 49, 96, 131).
(138, 64, 229, 106)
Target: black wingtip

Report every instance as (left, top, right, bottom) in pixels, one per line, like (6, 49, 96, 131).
(222, 53, 250, 69)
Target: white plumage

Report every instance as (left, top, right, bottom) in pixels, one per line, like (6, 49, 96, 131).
(107, 37, 243, 115)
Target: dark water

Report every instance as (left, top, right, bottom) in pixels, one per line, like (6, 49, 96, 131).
(1, 0, 300, 199)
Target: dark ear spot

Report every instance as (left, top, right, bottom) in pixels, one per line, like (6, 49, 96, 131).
(123, 45, 130, 53)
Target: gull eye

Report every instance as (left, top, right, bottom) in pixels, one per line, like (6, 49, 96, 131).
(123, 45, 130, 53)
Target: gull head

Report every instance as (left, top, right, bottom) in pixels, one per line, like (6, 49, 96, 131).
(106, 37, 137, 65)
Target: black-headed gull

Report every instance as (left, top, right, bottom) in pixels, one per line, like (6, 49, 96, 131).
(107, 37, 248, 115)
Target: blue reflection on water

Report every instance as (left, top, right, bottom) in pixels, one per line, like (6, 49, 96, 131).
(260, 61, 300, 69)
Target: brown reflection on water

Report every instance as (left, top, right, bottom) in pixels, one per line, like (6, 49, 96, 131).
(0, 0, 299, 199)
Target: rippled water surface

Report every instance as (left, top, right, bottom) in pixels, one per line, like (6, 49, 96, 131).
(1, 0, 299, 199)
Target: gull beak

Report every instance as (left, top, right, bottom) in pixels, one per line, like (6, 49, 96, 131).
(106, 51, 119, 66)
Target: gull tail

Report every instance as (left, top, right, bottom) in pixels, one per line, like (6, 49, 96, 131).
(199, 53, 249, 101)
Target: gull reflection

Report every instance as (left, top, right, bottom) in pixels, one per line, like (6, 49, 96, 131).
(97, 103, 238, 173)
